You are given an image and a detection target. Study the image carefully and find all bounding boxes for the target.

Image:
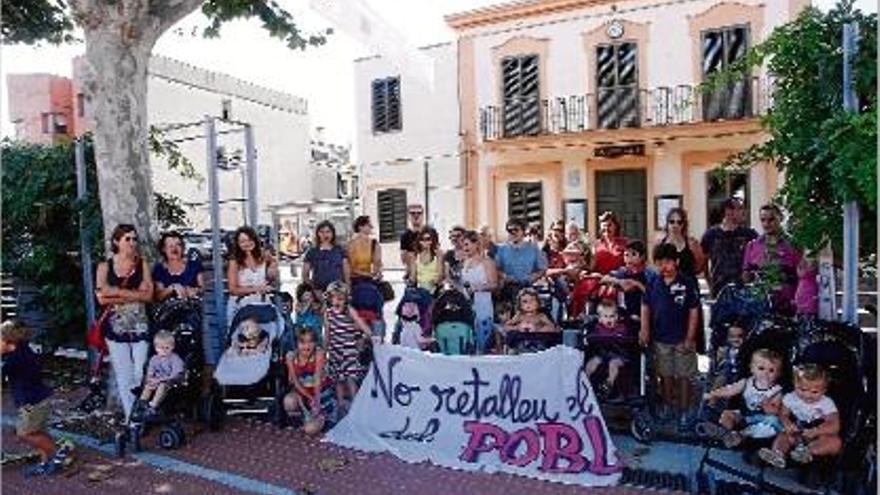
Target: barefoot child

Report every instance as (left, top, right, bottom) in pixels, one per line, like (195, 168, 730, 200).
(0, 320, 71, 476)
(283, 327, 334, 434)
(759, 363, 842, 468)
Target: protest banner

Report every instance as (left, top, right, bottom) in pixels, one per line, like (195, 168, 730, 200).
(325, 345, 623, 487)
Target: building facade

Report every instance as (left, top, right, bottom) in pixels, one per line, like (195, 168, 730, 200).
(6, 74, 75, 145)
(355, 42, 464, 267)
(446, 0, 808, 242)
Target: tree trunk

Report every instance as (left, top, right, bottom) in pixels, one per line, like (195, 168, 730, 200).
(82, 30, 156, 255)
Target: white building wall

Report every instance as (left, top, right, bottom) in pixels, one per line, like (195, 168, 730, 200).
(355, 43, 463, 266)
(73, 55, 311, 230)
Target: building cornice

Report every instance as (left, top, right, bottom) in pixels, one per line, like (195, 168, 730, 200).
(445, 0, 624, 31)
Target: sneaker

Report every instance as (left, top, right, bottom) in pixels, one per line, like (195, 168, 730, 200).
(758, 448, 787, 469)
(790, 443, 813, 464)
(23, 461, 62, 478)
(722, 431, 743, 449)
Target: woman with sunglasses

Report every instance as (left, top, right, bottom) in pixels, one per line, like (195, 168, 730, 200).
(408, 227, 444, 294)
(460, 230, 498, 353)
(655, 207, 705, 280)
(347, 215, 383, 283)
(95, 224, 154, 420)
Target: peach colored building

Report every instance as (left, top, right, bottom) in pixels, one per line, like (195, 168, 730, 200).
(445, 0, 808, 241)
(6, 74, 76, 144)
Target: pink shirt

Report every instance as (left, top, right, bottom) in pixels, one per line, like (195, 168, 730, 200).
(742, 235, 801, 314)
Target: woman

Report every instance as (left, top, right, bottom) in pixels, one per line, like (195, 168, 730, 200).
(95, 224, 154, 420)
(656, 207, 705, 279)
(152, 231, 203, 301)
(347, 215, 382, 282)
(302, 220, 350, 292)
(543, 223, 567, 272)
(460, 230, 498, 353)
(592, 211, 628, 275)
(478, 225, 498, 259)
(408, 226, 444, 294)
(226, 226, 279, 321)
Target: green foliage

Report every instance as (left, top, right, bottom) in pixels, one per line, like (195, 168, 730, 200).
(709, 1, 877, 256)
(1, 135, 192, 345)
(1, 0, 76, 45)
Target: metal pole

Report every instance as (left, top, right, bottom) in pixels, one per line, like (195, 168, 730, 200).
(841, 22, 859, 325)
(75, 138, 96, 327)
(244, 124, 259, 227)
(206, 116, 227, 339)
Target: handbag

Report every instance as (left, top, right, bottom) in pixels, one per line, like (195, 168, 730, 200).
(378, 280, 395, 302)
(86, 263, 137, 353)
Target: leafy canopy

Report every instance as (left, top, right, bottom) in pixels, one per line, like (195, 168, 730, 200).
(711, 1, 877, 255)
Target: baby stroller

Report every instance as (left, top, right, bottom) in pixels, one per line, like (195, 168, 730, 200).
(433, 286, 475, 355)
(115, 297, 204, 456)
(709, 283, 771, 350)
(351, 279, 386, 341)
(392, 285, 434, 349)
(208, 298, 287, 428)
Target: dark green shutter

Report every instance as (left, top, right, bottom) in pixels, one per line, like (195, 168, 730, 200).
(377, 189, 407, 243)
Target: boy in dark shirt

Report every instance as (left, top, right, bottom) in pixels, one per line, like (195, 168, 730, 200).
(640, 244, 701, 431)
(603, 240, 655, 324)
(1, 320, 71, 476)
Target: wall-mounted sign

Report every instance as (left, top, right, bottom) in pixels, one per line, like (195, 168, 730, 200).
(594, 143, 645, 158)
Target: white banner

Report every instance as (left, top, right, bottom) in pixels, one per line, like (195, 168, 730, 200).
(325, 345, 623, 487)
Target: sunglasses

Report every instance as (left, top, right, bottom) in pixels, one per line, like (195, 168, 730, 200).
(409, 211, 423, 217)
(668, 219, 683, 225)
(507, 228, 522, 234)
(123, 235, 139, 242)
(420, 237, 433, 242)
(760, 217, 777, 223)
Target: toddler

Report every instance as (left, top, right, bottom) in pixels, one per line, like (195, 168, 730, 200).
(504, 288, 557, 333)
(324, 281, 373, 415)
(139, 330, 185, 417)
(295, 282, 324, 344)
(398, 300, 434, 350)
(585, 300, 633, 399)
(236, 318, 269, 355)
(283, 328, 334, 435)
(713, 322, 746, 389)
(1, 321, 72, 477)
(703, 348, 783, 448)
(759, 363, 842, 468)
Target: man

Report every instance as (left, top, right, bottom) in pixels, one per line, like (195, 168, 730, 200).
(494, 218, 547, 302)
(399, 204, 425, 266)
(443, 226, 467, 287)
(640, 244, 701, 431)
(700, 197, 758, 297)
(742, 203, 801, 315)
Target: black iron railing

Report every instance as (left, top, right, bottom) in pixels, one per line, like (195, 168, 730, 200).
(479, 78, 772, 141)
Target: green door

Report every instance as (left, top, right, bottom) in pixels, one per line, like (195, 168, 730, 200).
(595, 170, 647, 242)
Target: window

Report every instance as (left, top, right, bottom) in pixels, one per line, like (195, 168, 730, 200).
(221, 99, 232, 120)
(508, 182, 543, 232)
(77, 93, 85, 118)
(596, 42, 639, 129)
(706, 170, 750, 226)
(41, 113, 51, 134)
(377, 189, 407, 243)
(371, 77, 401, 133)
(501, 54, 541, 137)
(702, 25, 751, 121)
(53, 114, 68, 135)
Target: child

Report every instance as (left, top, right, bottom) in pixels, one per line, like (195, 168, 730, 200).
(236, 319, 269, 356)
(759, 363, 842, 468)
(640, 243, 701, 431)
(283, 327, 334, 435)
(585, 300, 632, 399)
(603, 240, 653, 322)
(138, 330, 185, 418)
(0, 321, 71, 476)
(504, 288, 557, 333)
(323, 281, 372, 414)
(398, 300, 434, 350)
(295, 282, 323, 344)
(703, 348, 784, 448)
(713, 322, 746, 389)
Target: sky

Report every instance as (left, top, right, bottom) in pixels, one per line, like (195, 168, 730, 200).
(1, 0, 875, 149)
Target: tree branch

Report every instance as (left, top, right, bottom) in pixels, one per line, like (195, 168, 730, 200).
(150, 0, 204, 34)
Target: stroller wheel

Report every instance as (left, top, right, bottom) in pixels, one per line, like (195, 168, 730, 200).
(158, 427, 181, 450)
(114, 432, 126, 458)
(631, 414, 654, 444)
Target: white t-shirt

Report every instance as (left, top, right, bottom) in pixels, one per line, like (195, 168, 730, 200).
(782, 392, 838, 425)
(743, 378, 782, 412)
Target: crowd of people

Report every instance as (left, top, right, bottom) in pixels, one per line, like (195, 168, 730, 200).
(3, 196, 831, 478)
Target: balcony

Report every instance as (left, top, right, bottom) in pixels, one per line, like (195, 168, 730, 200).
(479, 78, 772, 142)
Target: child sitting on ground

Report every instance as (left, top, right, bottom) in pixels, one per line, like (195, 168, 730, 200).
(504, 288, 557, 333)
(585, 299, 634, 399)
(703, 348, 783, 448)
(138, 330, 185, 418)
(759, 363, 842, 469)
(295, 282, 324, 344)
(283, 327, 334, 435)
(713, 322, 746, 389)
(0, 320, 72, 477)
(236, 318, 269, 356)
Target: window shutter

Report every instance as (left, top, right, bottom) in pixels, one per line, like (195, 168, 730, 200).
(387, 77, 401, 131)
(502, 54, 541, 137)
(377, 189, 407, 243)
(702, 26, 750, 121)
(596, 42, 639, 129)
(372, 79, 387, 133)
(508, 182, 543, 232)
